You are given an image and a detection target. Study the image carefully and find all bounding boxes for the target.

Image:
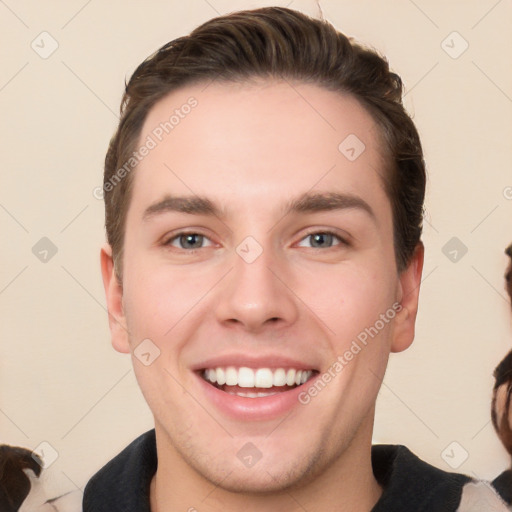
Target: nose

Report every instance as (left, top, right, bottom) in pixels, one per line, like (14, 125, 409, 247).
(213, 242, 299, 334)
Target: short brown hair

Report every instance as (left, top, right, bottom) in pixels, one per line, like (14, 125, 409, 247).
(103, 6, 425, 279)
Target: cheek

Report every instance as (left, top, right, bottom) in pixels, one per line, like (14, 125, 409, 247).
(302, 266, 395, 367)
(296, 261, 396, 343)
(122, 258, 215, 344)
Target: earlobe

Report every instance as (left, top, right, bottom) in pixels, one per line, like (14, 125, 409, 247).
(391, 242, 424, 353)
(100, 243, 131, 354)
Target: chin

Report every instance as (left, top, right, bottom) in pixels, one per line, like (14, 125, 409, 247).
(202, 460, 316, 495)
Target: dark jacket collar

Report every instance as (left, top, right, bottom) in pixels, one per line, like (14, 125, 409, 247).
(371, 444, 470, 511)
(84, 430, 157, 512)
(84, 429, 473, 512)
(492, 468, 512, 506)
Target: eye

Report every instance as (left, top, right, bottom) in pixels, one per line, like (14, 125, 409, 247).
(296, 231, 348, 249)
(164, 232, 214, 250)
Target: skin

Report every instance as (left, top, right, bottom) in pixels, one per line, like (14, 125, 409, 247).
(101, 80, 424, 511)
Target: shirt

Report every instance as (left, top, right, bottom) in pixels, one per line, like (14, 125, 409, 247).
(82, 429, 511, 511)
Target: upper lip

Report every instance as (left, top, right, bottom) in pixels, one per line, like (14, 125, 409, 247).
(191, 353, 319, 372)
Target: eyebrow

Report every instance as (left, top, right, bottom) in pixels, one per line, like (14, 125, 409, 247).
(142, 191, 376, 222)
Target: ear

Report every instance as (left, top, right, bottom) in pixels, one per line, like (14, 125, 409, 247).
(391, 241, 424, 353)
(100, 243, 130, 353)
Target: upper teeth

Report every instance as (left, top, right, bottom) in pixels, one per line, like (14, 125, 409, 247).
(203, 367, 313, 388)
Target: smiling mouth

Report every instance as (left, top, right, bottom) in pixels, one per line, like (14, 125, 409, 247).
(199, 366, 319, 398)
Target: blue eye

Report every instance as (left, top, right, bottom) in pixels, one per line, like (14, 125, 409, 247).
(297, 232, 346, 249)
(165, 233, 213, 250)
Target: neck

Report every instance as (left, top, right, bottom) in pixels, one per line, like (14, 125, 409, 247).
(150, 414, 382, 512)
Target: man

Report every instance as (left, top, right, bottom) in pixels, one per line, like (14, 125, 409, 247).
(83, 7, 511, 511)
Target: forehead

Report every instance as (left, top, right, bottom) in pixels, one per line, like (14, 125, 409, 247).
(129, 80, 389, 220)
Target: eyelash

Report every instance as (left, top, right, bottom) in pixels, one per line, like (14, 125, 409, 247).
(162, 229, 350, 252)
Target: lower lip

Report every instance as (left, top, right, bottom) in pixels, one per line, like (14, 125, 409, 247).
(195, 372, 318, 421)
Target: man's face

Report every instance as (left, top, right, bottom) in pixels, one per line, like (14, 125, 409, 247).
(102, 80, 422, 492)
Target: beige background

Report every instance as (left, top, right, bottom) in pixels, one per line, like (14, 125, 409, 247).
(1, 0, 511, 499)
